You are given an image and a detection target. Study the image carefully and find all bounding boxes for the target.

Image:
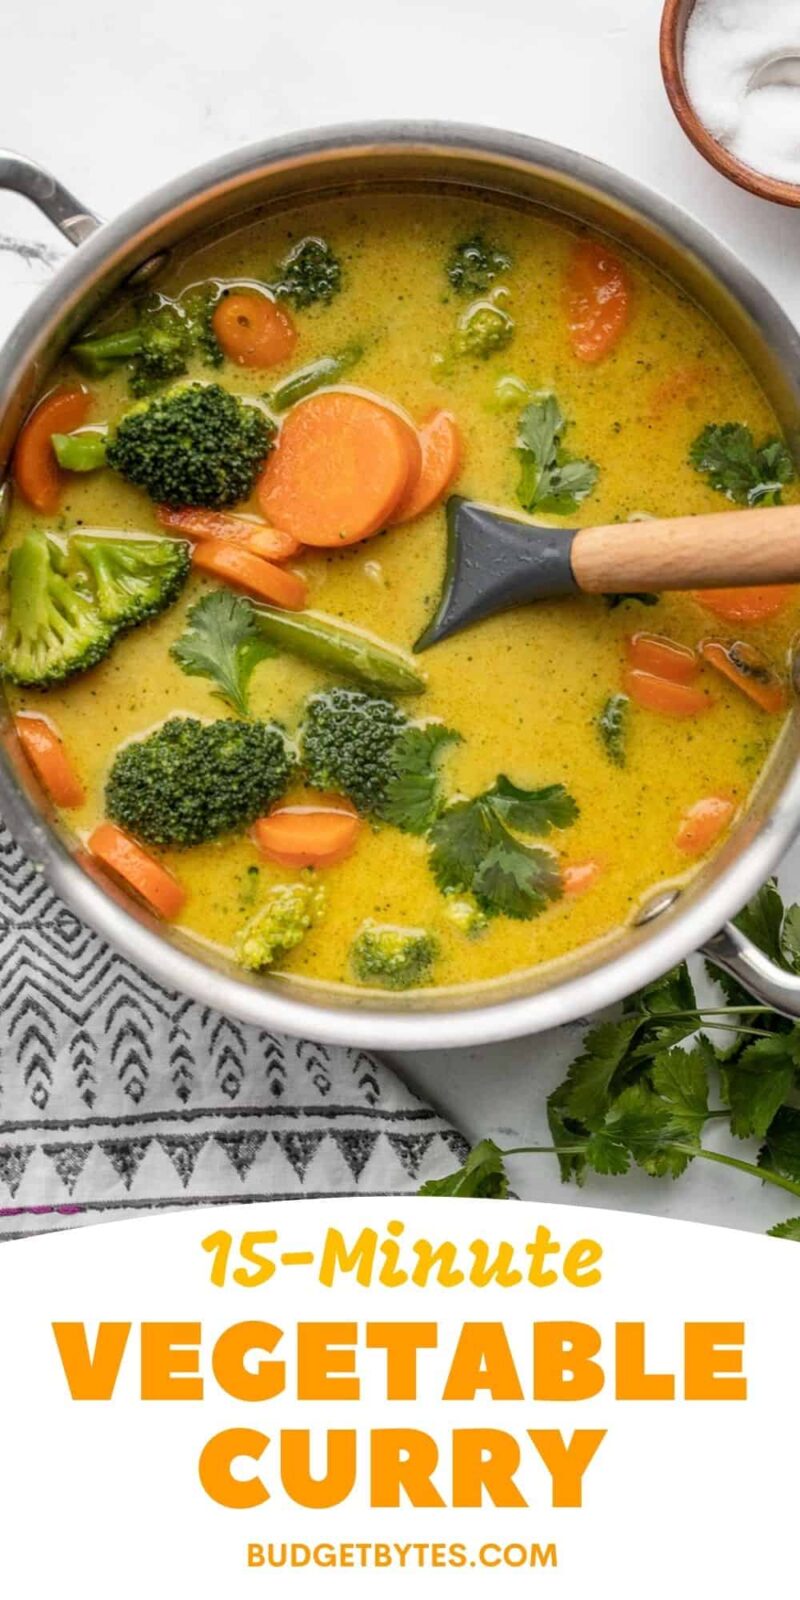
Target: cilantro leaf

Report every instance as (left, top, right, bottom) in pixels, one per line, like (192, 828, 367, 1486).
(596, 693, 629, 767)
(516, 393, 599, 516)
(428, 773, 578, 921)
(781, 903, 800, 972)
(418, 1138, 509, 1198)
(171, 590, 274, 717)
(486, 776, 579, 834)
(723, 1034, 798, 1139)
(429, 800, 498, 894)
(689, 422, 795, 507)
(547, 1089, 589, 1185)
(650, 1041, 711, 1129)
(758, 1106, 800, 1183)
(473, 840, 562, 920)
(768, 1216, 800, 1241)
(559, 1017, 642, 1124)
(379, 723, 461, 835)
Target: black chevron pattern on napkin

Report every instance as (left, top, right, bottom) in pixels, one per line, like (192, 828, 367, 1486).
(0, 823, 467, 1233)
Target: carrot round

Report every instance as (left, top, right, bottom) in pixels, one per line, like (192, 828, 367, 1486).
(15, 714, 85, 808)
(247, 526, 303, 562)
(192, 541, 307, 609)
(156, 505, 301, 561)
(566, 239, 630, 363)
(676, 796, 735, 857)
(624, 668, 713, 717)
(258, 391, 416, 546)
(700, 639, 788, 714)
(13, 385, 91, 513)
(693, 586, 796, 624)
(88, 823, 185, 919)
(389, 410, 462, 525)
(212, 291, 297, 368)
(626, 633, 698, 683)
(253, 805, 360, 868)
(562, 859, 602, 896)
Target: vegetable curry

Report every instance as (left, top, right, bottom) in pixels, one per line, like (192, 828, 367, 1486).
(2, 191, 797, 995)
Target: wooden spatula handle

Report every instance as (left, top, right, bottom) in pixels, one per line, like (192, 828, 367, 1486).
(571, 505, 800, 593)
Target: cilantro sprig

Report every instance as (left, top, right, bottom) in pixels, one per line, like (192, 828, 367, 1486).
(429, 776, 578, 920)
(171, 591, 275, 718)
(516, 394, 599, 516)
(689, 422, 795, 507)
(379, 724, 462, 835)
(420, 877, 800, 1236)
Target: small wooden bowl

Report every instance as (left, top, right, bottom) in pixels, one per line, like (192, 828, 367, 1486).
(660, 0, 800, 208)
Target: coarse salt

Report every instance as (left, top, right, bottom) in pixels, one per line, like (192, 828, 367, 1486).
(684, 0, 800, 186)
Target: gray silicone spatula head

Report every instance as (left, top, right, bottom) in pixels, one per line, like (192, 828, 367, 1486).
(414, 496, 579, 652)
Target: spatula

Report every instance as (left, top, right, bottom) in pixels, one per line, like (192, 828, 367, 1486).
(414, 496, 800, 651)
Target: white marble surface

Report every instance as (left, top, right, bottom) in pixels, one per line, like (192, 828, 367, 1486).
(3, 0, 800, 1229)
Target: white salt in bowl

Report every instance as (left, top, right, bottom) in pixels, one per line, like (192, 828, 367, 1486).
(660, 0, 800, 207)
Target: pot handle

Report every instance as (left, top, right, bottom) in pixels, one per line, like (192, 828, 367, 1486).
(701, 921, 800, 1016)
(0, 150, 102, 247)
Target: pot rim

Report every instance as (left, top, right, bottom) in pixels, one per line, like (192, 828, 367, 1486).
(3, 118, 800, 1050)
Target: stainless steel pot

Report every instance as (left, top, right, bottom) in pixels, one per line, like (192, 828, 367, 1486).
(2, 121, 800, 1050)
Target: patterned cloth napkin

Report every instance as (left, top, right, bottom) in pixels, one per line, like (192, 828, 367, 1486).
(0, 823, 468, 1237)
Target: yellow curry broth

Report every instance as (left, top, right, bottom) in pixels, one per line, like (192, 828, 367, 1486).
(5, 191, 797, 989)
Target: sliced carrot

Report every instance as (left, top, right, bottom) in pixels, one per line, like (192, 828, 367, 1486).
(88, 823, 185, 919)
(253, 805, 360, 868)
(248, 526, 303, 562)
(566, 239, 631, 363)
(258, 391, 416, 546)
(626, 633, 698, 683)
(15, 714, 85, 808)
(192, 541, 307, 609)
(624, 668, 714, 717)
(693, 586, 796, 624)
(700, 638, 788, 714)
(156, 505, 301, 561)
(676, 796, 735, 857)
(13, 385, 91, 513)
(212, 291, 297, 368)
(562, 859, 602, 896)
(389, 410, 463, 525)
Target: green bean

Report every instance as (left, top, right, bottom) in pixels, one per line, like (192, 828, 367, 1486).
(51, 431, 109, 472)
(70, 329, 143, 375)
(267, 342, 364, 413)
(252, 605, 425, 695)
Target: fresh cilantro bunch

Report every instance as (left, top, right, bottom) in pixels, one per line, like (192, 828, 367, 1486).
(419, 878, 800, 1237)
(429, 776, 578, 920)
(171, 591, 275, 717)
(689, 423, 795, 507)
(516, 394, 599, 515)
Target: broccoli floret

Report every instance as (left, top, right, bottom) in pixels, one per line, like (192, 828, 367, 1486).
(300, 689, 459, 828)
(106, 717, 295, 847)
(453, 302, 514, 361)
(443, 893, 489, 938)
(235, 880, 325, 971)
(127, 299, 191, 397)
(180, 284, 224, 369)
(70, 286, 224, 396)
(350, 922, 438, 990)
(446, 234, 512, 297)
(72, 535, 190, 629)
(0, 533, 112, 686)
(272, 237, 342, 308)
(106, 383, 274, 508)
(301, 688, 407, 814)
